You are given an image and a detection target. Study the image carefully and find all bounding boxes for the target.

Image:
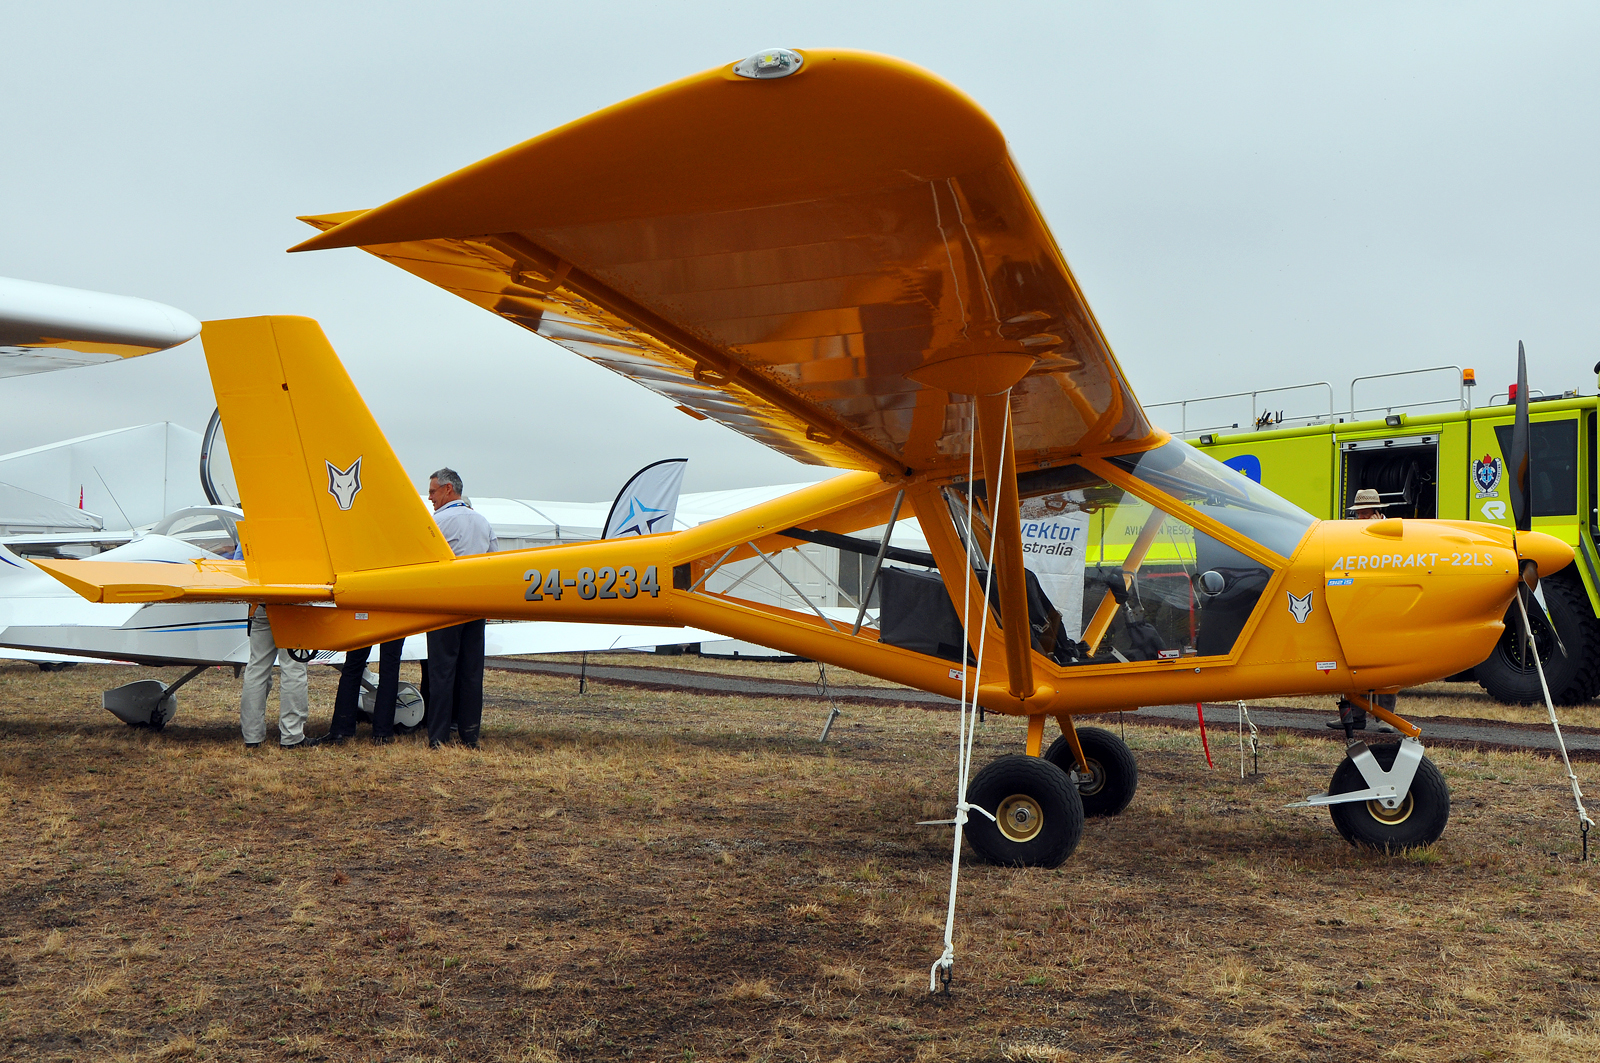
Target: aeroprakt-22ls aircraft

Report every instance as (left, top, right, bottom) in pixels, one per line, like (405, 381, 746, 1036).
(39, 50, 1573, 866)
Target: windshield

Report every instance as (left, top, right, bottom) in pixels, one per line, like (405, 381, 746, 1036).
(1106, 440, 1315, 559)
(149, 509, 241, 557)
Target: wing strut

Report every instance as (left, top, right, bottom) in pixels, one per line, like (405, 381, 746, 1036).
(975, 391, 1034, 700)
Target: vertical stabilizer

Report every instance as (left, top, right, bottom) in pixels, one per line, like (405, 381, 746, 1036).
(200, 316, 451, 582)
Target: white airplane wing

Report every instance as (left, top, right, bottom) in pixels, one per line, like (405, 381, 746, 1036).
(0, 602, 251, 667)
(0, 276, 199, 379)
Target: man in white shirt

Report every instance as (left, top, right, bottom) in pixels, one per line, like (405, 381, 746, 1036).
(424, 467, 496, 748)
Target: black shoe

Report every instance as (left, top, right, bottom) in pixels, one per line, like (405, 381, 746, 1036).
(372, 734, 394, 745)
(280, 738, 310, 750)
(1326, 716, 1367, 730)
(428, 739, 443, 750)
(244, 741, 261, 749)
(307, 732, 353, 747)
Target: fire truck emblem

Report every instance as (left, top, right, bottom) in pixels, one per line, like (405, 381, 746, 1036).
(1472, 454, 1502, 497)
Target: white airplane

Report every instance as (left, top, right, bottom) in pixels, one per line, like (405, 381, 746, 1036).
(0, 453, 726, 729)
(1, 274, 199, 379)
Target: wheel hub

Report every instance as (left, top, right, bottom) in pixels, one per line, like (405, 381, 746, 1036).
(1366, 793, 1415, 825)
(1496, 609, 1555, 674)
(1075, 757, 1106, 797)
(996, 794, 1044, 843)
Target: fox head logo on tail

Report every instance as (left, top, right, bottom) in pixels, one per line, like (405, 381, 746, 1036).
(326, 457, 363, 510)
(1287, 590, 1313, 624)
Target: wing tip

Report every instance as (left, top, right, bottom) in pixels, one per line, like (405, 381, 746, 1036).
(288, 210, 372, 253)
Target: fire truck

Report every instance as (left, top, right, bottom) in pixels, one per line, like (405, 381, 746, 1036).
(1164, 365, 1600, 705)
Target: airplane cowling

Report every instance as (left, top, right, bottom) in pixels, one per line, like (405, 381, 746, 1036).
(1319, 519, 1522, 675)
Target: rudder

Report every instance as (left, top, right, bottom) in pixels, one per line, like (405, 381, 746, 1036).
(201, 316, 451, 582)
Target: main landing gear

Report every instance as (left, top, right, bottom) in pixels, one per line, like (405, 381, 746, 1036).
(964, 725, 1140, 868)
(964, 755, 1085, 868)
(1289, 737, 1451, 849)
(1044, 725, 1139, 817)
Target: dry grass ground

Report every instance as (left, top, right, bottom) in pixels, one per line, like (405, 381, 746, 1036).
(0, 658, 1597, 1062)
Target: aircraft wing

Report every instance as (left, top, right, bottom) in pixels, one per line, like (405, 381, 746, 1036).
(1, 276, 200, 379)
(292, 50, 1153, 477)
(0, 611, 717, 668)
(0, 602, 252, 667)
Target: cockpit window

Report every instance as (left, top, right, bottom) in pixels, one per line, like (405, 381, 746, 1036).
(152, 512, 239, 557)
(1107, 440, 1315, 560)
(1064, 483, 1270, 663)
(944, 464, 1276, 666)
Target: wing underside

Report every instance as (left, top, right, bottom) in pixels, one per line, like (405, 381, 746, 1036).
(296, 50, 1154, 476)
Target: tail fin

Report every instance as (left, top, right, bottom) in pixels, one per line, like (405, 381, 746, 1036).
(201, 316, 451, 582)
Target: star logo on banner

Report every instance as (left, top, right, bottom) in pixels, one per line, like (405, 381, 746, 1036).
(613, 498, 670, 537)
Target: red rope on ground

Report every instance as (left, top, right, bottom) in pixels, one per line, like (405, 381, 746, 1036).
(1196, 702, 1214, 769)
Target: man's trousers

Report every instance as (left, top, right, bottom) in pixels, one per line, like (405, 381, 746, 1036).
(424, 619, 485, 747)
(330, 639, 405, 738)
(240, 605, 308, 746)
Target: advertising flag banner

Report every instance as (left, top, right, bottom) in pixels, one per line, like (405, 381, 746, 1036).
(603, 459, 688, 539)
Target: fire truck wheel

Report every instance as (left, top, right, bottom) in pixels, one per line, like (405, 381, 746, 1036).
(1327, 744, 1450, 850)
(1044, 727, 1139, 817)
(965, 755, 1084, 868)
(1475, 569, 1600, 706)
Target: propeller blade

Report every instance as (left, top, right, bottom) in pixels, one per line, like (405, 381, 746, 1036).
(1518, 584, 1537, 664)
(1531, 581, 1568, 658)
(1509, 340, 1532, 533)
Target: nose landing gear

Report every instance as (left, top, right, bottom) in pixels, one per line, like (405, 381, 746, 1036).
(1288, 737, 1451, 849)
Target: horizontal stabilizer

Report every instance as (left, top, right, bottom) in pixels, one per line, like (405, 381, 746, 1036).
(33, 558, 331, 605)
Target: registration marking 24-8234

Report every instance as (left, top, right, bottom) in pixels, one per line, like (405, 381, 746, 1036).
(523, 566, 660, 602)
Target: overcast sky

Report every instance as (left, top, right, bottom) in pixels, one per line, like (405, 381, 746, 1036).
(4, 2, 1597, 500)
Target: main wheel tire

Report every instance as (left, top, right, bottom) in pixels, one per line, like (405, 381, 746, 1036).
(1044, 726, 1139, 817)
(1327, 743, 1450, 850)
(1475, 569, 1600, 705)
(965, 755, 1084, 868)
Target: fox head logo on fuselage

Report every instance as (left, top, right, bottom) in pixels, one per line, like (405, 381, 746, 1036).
(1287, 590, 1313, 624)
(326, 457, 363, 511)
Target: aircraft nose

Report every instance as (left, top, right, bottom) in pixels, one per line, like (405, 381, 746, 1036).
(1516, 530, 1573, 578)
(1319, 518, 1522, 678)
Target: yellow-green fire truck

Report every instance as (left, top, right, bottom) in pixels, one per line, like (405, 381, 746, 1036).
(1179, 370, 1600, 705)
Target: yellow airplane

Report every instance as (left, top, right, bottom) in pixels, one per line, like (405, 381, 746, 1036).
(38, 49, 1572, 866)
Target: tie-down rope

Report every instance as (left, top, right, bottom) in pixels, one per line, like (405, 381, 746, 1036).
(1238, 701, 1260, 777)
(1516, 589, 1595, 858)
(930, 394, 1007, 992)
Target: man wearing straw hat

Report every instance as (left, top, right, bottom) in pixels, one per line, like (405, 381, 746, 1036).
(1348, 487, 1390, 521)
(1329, 488, 1396, 732)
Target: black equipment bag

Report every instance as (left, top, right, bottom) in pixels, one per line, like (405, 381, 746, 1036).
(878, 567, 1065, 664)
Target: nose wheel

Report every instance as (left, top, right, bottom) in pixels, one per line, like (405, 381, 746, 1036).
(1289, 738, 1451, 850)
(1327, 743, 1450, 849)
(965, 755, 1084, 868)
